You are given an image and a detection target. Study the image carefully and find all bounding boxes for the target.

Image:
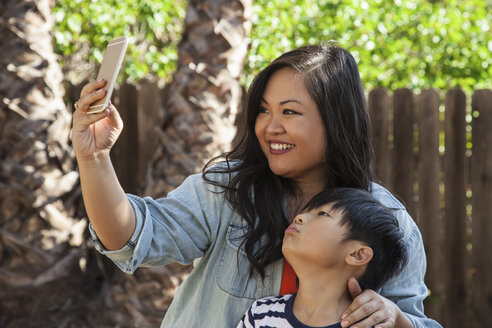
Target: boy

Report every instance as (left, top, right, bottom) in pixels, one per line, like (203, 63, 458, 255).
(237, 188, 408, 328)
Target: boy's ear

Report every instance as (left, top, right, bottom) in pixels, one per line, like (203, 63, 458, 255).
(345, 244, 373, 267)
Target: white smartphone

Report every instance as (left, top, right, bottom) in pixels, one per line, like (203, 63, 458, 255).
(88, 36, 129, 114)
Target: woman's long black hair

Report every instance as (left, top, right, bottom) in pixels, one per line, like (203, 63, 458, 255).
(203, 43, 374, 278)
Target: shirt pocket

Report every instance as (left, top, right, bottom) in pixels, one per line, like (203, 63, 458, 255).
(216, 222, 262, 299)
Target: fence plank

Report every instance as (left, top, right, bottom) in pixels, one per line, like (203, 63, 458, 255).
(443, 88, 467, 328)
(417, 89, 442, 320)
(369, 88, 391, 187)
(471, 89, 492, 328)
(137, 80, 160, 192)
(112, 83, 139, 194)
(392, 88, 416, 217)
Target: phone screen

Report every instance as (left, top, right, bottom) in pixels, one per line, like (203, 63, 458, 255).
(88, 37, 128, 113)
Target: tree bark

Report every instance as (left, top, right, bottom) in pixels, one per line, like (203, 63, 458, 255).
(0, 0, 83, 260)
(145, 0, 252, 196)
(0, 1, 95, 322)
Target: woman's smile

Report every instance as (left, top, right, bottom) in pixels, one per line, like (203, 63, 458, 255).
(269, 140, 295, 154)
(254, 68, 327, 185)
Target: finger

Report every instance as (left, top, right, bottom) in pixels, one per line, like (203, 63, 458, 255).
(348, 309, 389, 328)
(73, 107, 110, 129)
(341, 292, 377, 327)
(342, 305, 375, 328)
(342, 290, 376, 317)
(348, 277, 362, 299)
(106, 103, 124, 130)
(81, 79, 106, 97)
(374, 320, 394, 328)
(341, 304, 375, 328)
(77, 89, 106, 113)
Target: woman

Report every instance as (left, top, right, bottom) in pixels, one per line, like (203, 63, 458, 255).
(72, 44, 441, 328)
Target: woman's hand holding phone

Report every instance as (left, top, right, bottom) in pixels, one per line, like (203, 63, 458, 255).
(72, 36, 128, 161)
(72, 79, 135, 251)
(70, 37, 135, 251)
(72, 79, 124, 162)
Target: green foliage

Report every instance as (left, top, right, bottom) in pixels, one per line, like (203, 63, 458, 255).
(54, 0, 491, 91)
(246, 0, 492, 91)
(53, 0, 186, 83)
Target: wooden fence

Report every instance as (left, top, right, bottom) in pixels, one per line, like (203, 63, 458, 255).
(369, 88, 492, 328)
(68, 84, 492, 327)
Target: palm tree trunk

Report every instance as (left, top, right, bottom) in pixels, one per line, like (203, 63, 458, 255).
(0, 0, 81, 294)
(145, 0, 252, 196)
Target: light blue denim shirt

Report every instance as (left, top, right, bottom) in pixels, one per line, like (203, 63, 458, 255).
(89, 171, 442, 328)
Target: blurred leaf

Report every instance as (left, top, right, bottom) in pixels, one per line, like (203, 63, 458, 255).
(54, 0, 491, 91)
(245, 0, 492, 92)
(53, 0, 186, 83)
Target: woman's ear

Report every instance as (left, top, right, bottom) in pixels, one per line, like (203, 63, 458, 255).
(345, 244, 373, 267)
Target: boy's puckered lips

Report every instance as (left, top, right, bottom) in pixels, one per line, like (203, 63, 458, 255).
(285, 224, 299, 234)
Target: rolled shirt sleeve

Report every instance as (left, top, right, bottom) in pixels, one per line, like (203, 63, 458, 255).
(88, 173, 226, 273)
(88, 195, 144, 272)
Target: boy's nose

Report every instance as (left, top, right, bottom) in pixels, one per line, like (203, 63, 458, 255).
(294, 214, 306, 224)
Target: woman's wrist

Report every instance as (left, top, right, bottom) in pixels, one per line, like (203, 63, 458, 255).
(76, 149, 112, 167)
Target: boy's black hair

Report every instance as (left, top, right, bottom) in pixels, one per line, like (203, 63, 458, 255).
(303, 188, 408, 290)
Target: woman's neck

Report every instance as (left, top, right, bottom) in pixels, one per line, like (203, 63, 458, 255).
(286, 180, 325, 222)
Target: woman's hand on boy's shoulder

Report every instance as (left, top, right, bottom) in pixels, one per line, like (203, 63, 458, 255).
(340, 277, 413, 328)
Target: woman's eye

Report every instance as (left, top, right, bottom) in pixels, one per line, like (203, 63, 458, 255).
(258, 106, 269, 114)
(318, 211, 329, 217)
(283, 109, 298, 115)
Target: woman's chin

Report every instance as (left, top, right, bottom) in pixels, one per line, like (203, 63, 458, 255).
(268, 165, 290, 178)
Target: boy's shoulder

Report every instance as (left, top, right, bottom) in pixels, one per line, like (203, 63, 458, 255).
(243, 294, 294, 326)
(249, 294, 294, 315)
(252, 294, 294, 306)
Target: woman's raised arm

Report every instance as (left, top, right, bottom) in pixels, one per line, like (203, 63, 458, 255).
(72, 79, 135, 250)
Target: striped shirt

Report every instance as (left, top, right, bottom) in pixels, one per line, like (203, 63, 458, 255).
(236, 294, 343, 328)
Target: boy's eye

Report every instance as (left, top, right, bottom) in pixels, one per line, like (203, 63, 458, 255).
(318, 211, 329, 217)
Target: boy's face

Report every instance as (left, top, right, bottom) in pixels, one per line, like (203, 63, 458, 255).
(282, 202, 351, 269)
